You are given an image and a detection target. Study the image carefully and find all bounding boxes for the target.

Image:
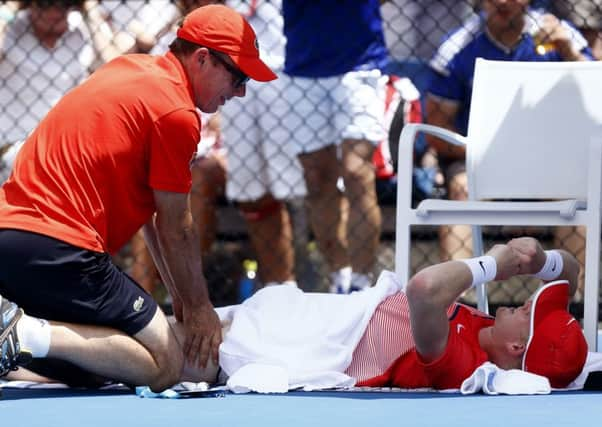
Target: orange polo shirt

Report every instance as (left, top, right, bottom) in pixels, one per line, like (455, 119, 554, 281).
(0, 52, 200, 254)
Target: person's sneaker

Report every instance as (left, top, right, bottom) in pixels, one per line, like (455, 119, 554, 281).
(329, 266, 352, 294)
(0, 295, 32, 377)
(349, 273, 373, 293)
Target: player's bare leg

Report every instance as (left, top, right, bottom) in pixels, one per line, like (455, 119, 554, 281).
(239, 194, 296, 284)
(299, 145, 350, 273)
(341, 139, 381, 281)
(190, 153, 227, 257)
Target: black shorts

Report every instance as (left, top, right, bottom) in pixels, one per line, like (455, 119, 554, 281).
(0, 229, 157, 336)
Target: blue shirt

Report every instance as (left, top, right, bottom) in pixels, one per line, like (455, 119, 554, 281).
(283, 0, 389, 77)
(428, 10, 593, 135)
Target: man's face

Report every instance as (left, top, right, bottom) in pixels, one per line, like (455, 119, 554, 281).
(190, 49, 246, 114)
(483, 0, 530, 32)
(492, 299, 531, 345)
(29, 4, 71, 40)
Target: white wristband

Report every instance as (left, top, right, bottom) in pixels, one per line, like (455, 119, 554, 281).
(533, 250, 563, 280)
(460, 256, 497, 287)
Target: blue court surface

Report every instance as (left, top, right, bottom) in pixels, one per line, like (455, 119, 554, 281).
(2, 387, 602, 427)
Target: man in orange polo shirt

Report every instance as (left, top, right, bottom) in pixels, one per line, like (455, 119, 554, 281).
(0, 4, 276, 391)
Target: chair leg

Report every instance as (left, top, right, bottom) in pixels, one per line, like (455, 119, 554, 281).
(471, 225, 489, 314)
(583, 221, 601, 351)
(395, 223, 412, 289)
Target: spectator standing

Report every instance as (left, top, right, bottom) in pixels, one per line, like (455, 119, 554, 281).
(425, 0, 592, 264)
(281, 0, 388, 293)
(219, 0, 306, 288)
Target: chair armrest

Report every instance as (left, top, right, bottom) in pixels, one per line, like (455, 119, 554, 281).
(404, 123, 468, 148)
(416, 199, 584, 219)
(398, 124, 467, 165)
(397, 124, 468, 209)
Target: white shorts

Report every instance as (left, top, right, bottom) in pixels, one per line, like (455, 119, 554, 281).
(275, 69, 386, 154)
(221, 72, 307, 202)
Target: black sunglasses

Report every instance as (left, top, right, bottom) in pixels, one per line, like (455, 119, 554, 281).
(209, 50, 250, 89)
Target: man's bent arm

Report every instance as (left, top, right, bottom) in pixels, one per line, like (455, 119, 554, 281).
(142, 217, 181, 316)
(406, 244, 520, 362)
(151, 189, 221, 367)
(405, 259, 473, 362)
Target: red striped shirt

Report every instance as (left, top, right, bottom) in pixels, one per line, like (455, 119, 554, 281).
(347, 293, 494, 389)
(346, 292, 414, 381)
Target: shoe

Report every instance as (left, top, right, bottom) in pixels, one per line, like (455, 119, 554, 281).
(328, 285, 347, 294)
(0, 295, 31, 377)
(329, 266, 352, 294)
(349, 273, 372, 293)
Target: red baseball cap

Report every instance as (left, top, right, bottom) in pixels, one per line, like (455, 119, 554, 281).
(521, 280, 588, 388)
(176, 5, 277, 82)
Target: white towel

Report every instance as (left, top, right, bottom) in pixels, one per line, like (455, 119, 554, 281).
(461, 362, 551, 395)
(226, 364, 289, 394)
(565, 351, 602, 390)
(219, 270, 402, 393)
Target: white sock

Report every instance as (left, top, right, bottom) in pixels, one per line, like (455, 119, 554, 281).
(350, 272, 372, 290)
(329, 266, 352, 293)
(15, 313, 50, 357)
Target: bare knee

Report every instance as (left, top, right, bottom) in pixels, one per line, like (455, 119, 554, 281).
(147, 347, 183, 392)
(135, 313, 185, 392)
(299, 147, 340, 195)
(446, 170, 467, 200)
(238, 194, 283, 222)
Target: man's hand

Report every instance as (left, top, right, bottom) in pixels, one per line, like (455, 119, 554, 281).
(486, 243, 520, 280)
(535, 14, 586, 61)
(507, 237, 546, 275)
(181, 302, 222, 369)
(171, 294, 183, 322)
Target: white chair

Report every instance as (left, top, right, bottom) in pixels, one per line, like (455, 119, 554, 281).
(395, 58, 602, 350)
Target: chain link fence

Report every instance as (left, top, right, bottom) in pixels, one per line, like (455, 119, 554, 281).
(1, 0, 600, 316)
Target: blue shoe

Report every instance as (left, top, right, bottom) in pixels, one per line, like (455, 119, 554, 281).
(0, 295, 31, 377)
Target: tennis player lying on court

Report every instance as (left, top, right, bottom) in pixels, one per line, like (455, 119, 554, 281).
(1, 237, 587, 391)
